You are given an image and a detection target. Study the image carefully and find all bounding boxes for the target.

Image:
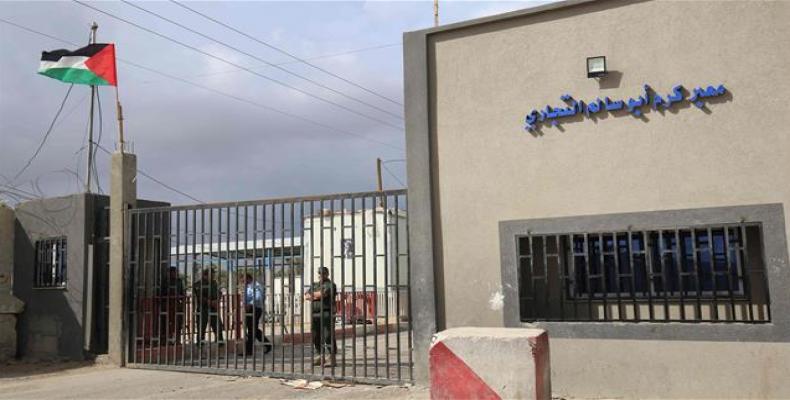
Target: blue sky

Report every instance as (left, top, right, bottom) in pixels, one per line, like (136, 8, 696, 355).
(0, 1, 550, 205)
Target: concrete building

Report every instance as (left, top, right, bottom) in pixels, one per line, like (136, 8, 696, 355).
(0, 203, 24, 362)
(404, 0, 790, 398)
(11, 193, 167, 360)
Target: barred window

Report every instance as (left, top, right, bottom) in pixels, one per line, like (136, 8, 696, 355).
(34, 237, 67, 288)
(517, 223, 770, 323)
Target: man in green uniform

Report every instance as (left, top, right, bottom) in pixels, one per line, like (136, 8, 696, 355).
(193, 268, 224, 344)
(305, 266, 337, 367)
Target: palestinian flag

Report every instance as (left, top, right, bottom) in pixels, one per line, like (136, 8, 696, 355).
(39, 43, 117, 86)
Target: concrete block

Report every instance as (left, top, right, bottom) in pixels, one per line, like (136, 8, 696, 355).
(1, 200, 23, 362)
(27, 334, 58, 357)
(29, 315, 60, 336)
(23, 315, 62, 358)
(0, 314, 17, 361)
(0, 203, 14, 294)
(430, 327, 550, 400)
(0, 293, 23, 314)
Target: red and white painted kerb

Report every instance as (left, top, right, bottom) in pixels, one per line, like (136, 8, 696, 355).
(430, 328, 551, 400)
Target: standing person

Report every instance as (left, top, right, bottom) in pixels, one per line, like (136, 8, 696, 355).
(243, 273, 272, 354)
(161, 267, 185, 345)
(304, 266, 337, 367)
(193, 268, 224, 344)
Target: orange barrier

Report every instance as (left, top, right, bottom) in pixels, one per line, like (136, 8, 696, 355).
(336, 292, 377, 324)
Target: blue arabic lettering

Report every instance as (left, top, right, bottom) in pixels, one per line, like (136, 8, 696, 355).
(522, 83, 726, 132)
(652, 94, 666, 110)
(604, 97, 624, 111)
(586, 98, 602, 115)
(625, 85, 651, 116)
(689, 87, 706, 108)
(666, 85, 684, 107)
(689, 84, 727, 108)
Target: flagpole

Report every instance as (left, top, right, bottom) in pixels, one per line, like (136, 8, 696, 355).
(86, 22, 98, 193)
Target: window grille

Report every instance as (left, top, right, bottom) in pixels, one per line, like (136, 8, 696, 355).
(34, 237, 67, 288)
(517, 223, 770, 323)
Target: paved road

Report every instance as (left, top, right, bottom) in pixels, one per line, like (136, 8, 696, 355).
(0, 361, 428, 400)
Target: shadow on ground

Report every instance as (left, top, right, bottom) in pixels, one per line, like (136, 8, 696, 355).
(0, 360, 99, 380)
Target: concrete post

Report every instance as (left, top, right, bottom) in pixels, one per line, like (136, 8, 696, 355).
(108, 152, 136, 365)
(0, 203, 24, 361)
(403, 30, 439, 385)
(430, 328, 551, 400)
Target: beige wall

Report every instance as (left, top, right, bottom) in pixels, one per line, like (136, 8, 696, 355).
(551, 338, 790, 399)
(428, 0, 790, 328)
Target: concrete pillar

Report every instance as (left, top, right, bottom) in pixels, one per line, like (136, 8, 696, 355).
(404, 30, 439, 385)
(0, 203, 24, 362)
(108, 152, 136, 365)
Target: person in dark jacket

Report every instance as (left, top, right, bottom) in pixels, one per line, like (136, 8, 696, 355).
(304, 266, 337, 367)
(193, 268, 224, 344)
(160, 267, 185, 345)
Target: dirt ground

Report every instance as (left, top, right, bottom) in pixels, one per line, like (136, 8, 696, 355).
(0, 361, 429, 400)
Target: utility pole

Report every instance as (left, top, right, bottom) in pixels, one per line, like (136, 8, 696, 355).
(434, 0, 439, 27)
(85, 22, 98, 193)
(376, 157, 384, 207)
(115, 81, 125, 152)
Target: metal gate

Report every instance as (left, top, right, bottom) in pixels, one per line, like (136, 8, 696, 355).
(124, 189, 412, 384)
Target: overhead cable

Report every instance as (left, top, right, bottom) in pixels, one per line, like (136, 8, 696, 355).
(0, 184, 39, 200)
(190, 42, 401, 79)
(93, 143, 204, 203)
(73, 0, 404, 131)
(118, 58, 405, 151)
(381, 163, 406, 188)
(11, 84, 75, 183)
(170, 0, 404, 107)
(0, 17, 404, 152)
(124, 0, 402, 119)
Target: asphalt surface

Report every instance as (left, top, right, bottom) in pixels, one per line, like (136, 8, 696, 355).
(0, 361, 429, 400)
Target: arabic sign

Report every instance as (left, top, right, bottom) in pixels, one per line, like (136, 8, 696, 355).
(524, 84, 727, 132)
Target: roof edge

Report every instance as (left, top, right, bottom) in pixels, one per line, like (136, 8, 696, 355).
(405, 0, 602, 37)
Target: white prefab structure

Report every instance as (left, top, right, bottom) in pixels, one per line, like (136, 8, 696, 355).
(302, 208, 408, 293)
(171, 237, 302, 270)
